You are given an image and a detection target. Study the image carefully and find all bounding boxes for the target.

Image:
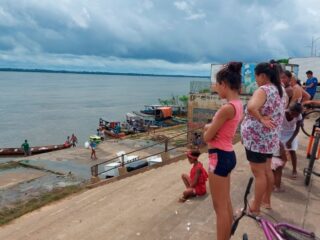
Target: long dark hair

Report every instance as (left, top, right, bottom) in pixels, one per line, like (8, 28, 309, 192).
(254, 61, 283, 98)
(216, 62, 242, 93)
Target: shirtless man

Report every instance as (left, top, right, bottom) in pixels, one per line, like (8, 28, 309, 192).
(290, 73, 310, 104)
(280, 70, 293, 108)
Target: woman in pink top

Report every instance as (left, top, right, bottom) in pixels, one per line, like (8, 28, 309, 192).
(203, 62, 243, 240)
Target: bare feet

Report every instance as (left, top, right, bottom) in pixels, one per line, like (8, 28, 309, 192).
(178, 196, 187, 203)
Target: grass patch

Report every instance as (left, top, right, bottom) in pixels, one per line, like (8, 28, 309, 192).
(0, 161, 20, 171)
(0, 185, 85, 226)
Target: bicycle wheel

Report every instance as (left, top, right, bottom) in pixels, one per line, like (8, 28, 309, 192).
(301, 111, 320, 137)
(305, 133, 320, 186)
(282, 228, 320, 240)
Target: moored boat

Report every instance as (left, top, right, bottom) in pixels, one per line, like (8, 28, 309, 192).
(0, 143, 72, 157)
(103, 130, 126, 139)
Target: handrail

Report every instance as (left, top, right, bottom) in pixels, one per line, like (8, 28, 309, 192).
(91, 125, 205, 177)
(99, 143, 188, 177)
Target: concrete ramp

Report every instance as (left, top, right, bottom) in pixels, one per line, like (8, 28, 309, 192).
(0, 134, 319, 240)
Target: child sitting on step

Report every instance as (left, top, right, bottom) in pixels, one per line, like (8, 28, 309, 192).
(179, 150, 208, 202)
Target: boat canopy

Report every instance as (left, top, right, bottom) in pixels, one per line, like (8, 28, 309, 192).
(155, 107, 172, 120)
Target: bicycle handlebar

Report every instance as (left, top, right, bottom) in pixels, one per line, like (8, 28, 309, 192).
(230, 177, 254, 236)
(304, 103, 320, 109)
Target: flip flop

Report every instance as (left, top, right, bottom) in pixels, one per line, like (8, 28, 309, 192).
(234, 205, 260, 219)
(261, 202, 272, 210)
(273, 187, 285, 193)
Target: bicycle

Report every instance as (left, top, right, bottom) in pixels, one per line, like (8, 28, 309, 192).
(301, 104, 320, 186)
(231, 177, 319, 240)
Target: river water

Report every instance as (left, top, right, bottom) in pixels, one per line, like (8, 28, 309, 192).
(0, 71, 209, 149)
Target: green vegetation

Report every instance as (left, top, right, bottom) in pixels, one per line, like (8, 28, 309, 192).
(0, 185, 85, 226)
(0, 161, 20, 171)
(199, 88, 211, 93)
(158, 94, 189, 107)
(277, 59, 289, 64)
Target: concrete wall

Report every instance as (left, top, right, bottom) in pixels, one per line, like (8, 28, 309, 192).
(289, 57, 320, 82)
(187, 93, 251, 143)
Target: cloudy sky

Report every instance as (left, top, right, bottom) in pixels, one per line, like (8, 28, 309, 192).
(0, 0, 320, 76)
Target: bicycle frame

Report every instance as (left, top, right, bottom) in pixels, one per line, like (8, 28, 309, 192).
(256, 217, 316, 240)
(231, 177, 318, 239)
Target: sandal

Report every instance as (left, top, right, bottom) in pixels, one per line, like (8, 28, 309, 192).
(291, 172, 297, 180)
(261, 202, 272, 210)
(234, 204, 260, 219)
(273, 187, 285, 193)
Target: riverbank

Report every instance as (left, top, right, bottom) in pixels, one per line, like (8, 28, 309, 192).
(0, 124, 189, 225)
(0, 121, 318, 239)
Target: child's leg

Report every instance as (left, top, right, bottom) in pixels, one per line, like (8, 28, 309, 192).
(273, 165, 285, 189)
(179, 188, 195, 202)
(209, 172, 232, 240)
(181, 174, 191, 188)
(289, 150, 297, 177)
(183, 188, 196, 199)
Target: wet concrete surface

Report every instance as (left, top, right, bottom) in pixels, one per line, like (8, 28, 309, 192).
(0, 166, 82, 209)
(0, 167, 46, 190)
(0, 129, 186, 210)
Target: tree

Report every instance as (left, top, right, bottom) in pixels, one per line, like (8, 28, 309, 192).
(178, 95, 188, 107)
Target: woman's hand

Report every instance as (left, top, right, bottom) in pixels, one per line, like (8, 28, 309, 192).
(260, 116, 276, 129)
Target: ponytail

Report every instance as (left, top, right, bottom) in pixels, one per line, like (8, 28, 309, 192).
(216, 62, 243, 93)
(255, 61, 283, 98)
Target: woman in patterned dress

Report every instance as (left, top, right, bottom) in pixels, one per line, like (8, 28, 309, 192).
(241, 62, 285, 214)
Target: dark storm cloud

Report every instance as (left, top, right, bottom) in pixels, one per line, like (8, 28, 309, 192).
(0, 0, 320, 74)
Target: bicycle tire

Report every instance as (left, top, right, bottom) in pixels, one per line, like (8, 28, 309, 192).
(301, 111, 320, 137)
(305, 133, 320, 186)
(243, 233, 248, 240)
(282, 228, 320, 240)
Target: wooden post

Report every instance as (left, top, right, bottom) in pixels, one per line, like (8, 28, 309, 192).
(91, 165, 98, 177)
(165, 139, 168, 152)
(118, 166, 127, 176)
(121, 154, 125, 167)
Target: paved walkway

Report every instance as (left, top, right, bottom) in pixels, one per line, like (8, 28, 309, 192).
(0, 131, 319, 240)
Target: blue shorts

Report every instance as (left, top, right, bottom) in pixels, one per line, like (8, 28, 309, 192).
(208, 149, 236, 177)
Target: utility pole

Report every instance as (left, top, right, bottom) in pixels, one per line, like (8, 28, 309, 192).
(310, 36, 320, 56)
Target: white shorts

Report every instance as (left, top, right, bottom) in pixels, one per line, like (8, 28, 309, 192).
(280, 132, 298, 151)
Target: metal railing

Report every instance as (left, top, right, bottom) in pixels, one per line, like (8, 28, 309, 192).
(90, 125, 204, 177)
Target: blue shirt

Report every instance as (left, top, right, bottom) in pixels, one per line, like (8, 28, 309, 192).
(306, 77, 318, 96)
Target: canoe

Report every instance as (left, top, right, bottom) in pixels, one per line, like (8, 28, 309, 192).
(103, 130, 126, 139)
(0, 143, 72, 157)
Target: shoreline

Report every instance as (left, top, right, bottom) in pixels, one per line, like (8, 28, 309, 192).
(0, 68, 210, 78)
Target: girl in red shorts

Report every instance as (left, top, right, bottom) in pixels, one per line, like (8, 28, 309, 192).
(203, 62, 243, 240)
(179, 150, 208, 202)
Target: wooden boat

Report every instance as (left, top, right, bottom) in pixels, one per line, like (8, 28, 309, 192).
(99, 118, 129, 138)
(103, 129, 126, 139)
(0, 143, 72, 157)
